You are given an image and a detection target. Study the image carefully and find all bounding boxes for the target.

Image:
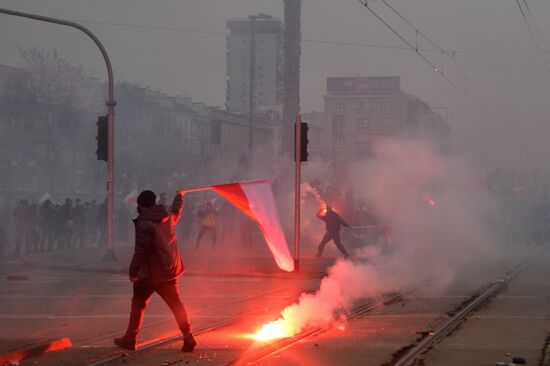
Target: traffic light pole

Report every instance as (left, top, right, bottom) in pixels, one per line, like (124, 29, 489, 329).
(294, 114, 302, 272)
(0, 7, 117, 261)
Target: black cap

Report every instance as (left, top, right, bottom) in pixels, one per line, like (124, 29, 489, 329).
(137, 190, 157, 208)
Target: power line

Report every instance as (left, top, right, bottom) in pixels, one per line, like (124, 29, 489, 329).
(379, 0, 486, 106)
(357, 0, 484, 110)
(73, 18, 549, 56)
(513, 0, 550, 76)
(522, 0, 549, 51)
(73, 18, 443, 53)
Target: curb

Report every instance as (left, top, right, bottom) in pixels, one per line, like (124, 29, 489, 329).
(0, 338, 72, 364)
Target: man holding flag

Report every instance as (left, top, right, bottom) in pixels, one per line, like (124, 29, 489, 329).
(115, 190, 196, 352)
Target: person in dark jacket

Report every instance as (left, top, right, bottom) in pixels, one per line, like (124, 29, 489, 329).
(315, 206, 350, 258)
(115, 190, 196, 352)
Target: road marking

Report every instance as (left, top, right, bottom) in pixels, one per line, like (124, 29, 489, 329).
(0, 314, 231, 319)
(470, 314, 550, 319)
(0, 294, 249, 299)
(208, 278, 262, 282)
(408, 295, 544, 299)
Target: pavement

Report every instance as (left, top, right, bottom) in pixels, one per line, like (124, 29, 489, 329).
(20, 243, 336, 279)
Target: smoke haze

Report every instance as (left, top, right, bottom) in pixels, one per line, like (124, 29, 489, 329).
(257, 138, 501, 336)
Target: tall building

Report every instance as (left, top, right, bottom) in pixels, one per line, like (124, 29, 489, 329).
(323, 76, 450, 175)
(226, 14, 284, 115)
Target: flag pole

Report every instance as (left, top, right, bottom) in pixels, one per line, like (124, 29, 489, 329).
(177, 187, 211, 195)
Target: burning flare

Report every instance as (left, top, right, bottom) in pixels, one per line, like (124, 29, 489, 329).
(254, 319, 294, 341)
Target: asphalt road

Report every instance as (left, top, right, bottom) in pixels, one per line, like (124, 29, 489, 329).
(1, 246, 548, 366)
(0, 260, 320, 366)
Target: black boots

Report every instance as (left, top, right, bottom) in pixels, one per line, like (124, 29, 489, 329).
(114, 333, 196, 352)
(114, 335, 137, 350)
(182, 333, 197, 352)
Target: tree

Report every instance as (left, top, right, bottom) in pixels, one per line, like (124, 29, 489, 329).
(1, 47, 94, 194)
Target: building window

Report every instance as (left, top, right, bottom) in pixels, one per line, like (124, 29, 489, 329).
(381, 101, 392, 111)
(332, 115, 345, 142)
(356, 118, 370, 129)
(334, 102, 347, 111)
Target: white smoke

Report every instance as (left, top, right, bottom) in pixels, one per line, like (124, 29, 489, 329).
(256, 138, 501, 337)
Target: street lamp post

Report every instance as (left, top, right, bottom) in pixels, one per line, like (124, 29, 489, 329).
(0, 7, 117, 260)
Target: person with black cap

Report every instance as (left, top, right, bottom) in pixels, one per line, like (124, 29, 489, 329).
(114, 190, 196, 352)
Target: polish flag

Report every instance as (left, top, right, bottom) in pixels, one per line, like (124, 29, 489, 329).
(181, 180, 294, 272)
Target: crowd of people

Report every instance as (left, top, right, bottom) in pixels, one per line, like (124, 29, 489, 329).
(1, 197, 109, 258)
(0, 192, 260, 259)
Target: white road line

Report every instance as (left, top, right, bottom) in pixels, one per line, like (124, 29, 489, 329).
(408, 295, 545, 299)
(208, 278, 262, 282)
(0, 314, 231, 319)
(0, 294, 248, 299)
(470, 314, 550, 319)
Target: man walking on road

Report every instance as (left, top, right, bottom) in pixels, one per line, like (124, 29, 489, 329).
(315, 206, 350, 259)
(115, 190, 196, 352)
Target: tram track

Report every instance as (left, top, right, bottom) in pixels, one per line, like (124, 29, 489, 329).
(231, 288, 417, 366)
(76, 259, 530, 366)
(389, 260, 529, 366)
(228, 260, 529, 366)
(82, 278, 320, 366)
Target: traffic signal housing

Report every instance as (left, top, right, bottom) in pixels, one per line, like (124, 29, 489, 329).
(301, 122, 309, 162)
(96, 115, 108, 161)
(295, 121, 309, 162)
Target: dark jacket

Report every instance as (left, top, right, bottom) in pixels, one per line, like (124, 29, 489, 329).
(129, 194, 184, 284)
(317, 210, 350, 234)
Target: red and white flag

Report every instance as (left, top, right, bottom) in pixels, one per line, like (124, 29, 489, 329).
(182, 180, 294, 272)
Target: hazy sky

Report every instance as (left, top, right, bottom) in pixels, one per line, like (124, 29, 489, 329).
(1, 0, 549, 168)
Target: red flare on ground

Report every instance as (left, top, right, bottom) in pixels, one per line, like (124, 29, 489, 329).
(253, 319, 294, 341)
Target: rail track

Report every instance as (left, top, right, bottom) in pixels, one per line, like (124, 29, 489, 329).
(229, 260, 529, 366)
(79, 259, 529, 366)
(232, 288, 417, 366)
(391, 260, 529, 366)
(82, 277, 320, 366)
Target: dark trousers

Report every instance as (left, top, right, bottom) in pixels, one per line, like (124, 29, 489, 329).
(317, 231, 349, 257)
(195, 226, 217, 248)
(125, 279, 191, 339)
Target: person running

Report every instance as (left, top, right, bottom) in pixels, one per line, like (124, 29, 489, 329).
(315, 206, 350, 258)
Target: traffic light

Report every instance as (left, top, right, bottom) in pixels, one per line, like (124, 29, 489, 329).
(96, 115, 108, 161)
(295, 122, 309, 162)
(300, 122, 309, 162)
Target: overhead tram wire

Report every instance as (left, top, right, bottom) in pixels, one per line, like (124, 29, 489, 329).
(377, 0, 486, 107)
(73, 18, 548, 56)
(522, 0, 549, 51)
(513, 0, 550, 76)
(356, 0, 484, 110)
(73, 18, 444, 53)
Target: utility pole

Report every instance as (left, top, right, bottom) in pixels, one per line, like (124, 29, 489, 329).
(0, 7, 117, 261)
(282, 0, 302, 153)
(248, 15, 257, 150)
(294, 114, 302, 271)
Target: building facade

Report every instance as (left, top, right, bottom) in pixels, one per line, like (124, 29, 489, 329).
(226, 14, 284, 115)
(322, 76, 450, 176)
